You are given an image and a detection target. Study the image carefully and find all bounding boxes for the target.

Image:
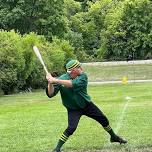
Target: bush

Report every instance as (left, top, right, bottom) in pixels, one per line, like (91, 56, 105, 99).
(0, 30, 25, 94)
(0, 31, 75, 94)
(21, 34, 76, 89)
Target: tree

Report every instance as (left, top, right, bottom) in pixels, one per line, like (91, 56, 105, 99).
(64, 0, 82, 19)
(67, 0, 112, 58)
(0, 0, 66, 39)
(98, 0, 152, 60)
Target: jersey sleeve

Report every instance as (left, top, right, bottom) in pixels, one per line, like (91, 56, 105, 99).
(46, 84, 61, 98)
(72, 73, 88, 91)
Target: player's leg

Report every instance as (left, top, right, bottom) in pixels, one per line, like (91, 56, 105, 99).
(83, 102, 127, 144)
(53, 109, 82, 152)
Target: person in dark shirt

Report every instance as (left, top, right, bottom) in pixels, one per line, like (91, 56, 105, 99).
(46, 59, 127, 152)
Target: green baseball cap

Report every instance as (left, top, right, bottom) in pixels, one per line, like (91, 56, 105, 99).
(66, 59, 80, 71)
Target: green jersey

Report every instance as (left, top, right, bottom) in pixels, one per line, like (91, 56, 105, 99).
(46, 72, 91, 109)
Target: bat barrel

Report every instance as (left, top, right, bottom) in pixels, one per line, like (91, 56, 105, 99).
(33, 46, 49, 74)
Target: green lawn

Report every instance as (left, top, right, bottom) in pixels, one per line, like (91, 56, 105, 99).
(0, 83, 152, 152)
(82, 64, 152, 81)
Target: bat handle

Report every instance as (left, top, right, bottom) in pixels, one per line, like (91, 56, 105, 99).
(44, 65, 49, 74)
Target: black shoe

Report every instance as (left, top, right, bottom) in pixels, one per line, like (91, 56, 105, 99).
(52, 149, 61, 152)
(110, 135, 127, 144)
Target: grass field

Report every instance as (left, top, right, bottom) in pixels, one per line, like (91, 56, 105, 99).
(82, 64, 152, 81)
(0, 83, 152, 152)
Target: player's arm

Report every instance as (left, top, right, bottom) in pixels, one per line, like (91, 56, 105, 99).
(46, 73, 72, 88)
(47, 83, 54, 96)
(46, 73, 60, 97)
(55, 79, 72, 88)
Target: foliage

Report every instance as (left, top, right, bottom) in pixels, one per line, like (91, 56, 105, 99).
(1, 0, 152, 61)
(1, 0, 152, 94)
(46, 37, 76, 72)
(0, 0, 66, 39)
(66, 0, 115, 59)
(0, 30, 25, 94)
(21, 35, 75, 90)
(98, 0, 152, 60)
(64, 0, 82, 19)
(0, 30, 75, 94)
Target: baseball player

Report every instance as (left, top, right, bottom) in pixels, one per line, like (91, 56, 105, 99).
(46, 59, 127, 152)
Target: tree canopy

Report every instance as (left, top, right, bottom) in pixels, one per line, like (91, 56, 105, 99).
(0, 0, 66, 39)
